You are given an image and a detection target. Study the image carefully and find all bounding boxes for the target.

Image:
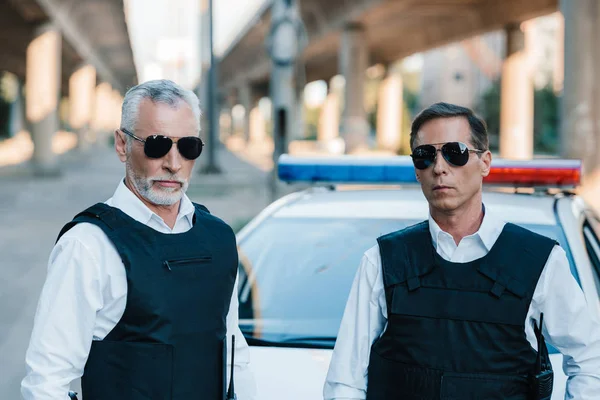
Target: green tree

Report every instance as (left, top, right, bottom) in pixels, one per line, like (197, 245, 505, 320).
(475, 79, 501, 153)
(303, 105, 321, 141)
(533, 85, 559, 154)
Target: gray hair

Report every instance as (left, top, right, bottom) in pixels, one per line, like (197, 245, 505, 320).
(120, 80, 201, 145)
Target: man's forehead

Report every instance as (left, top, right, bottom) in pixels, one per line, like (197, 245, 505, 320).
(136, 103, 198, 137)
(416, 117, 471, 140)
(419, 116, 469, 129)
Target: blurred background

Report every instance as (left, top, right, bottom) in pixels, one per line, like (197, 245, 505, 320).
(1, 1, 598, 201)
(1, 0, 600, 397)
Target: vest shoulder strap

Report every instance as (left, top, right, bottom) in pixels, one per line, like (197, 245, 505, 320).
(56, 203, 122, 244)
(193, 202, 211, 215)
(477, 222, 557, 299)
(377, 221, 434, 289)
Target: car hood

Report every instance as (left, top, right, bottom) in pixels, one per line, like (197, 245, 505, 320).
(249, 346, 332, 400)
(247, 348, 567, 400)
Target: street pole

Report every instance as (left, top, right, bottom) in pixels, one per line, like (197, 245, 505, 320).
(201, 0, 221, 174)
(266, 0, 307, 200)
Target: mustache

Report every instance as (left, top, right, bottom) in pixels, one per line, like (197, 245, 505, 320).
(150, 175, 186, 184)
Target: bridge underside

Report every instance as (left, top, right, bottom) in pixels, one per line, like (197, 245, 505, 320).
(0, 0, 136, 94)
(219, 0, 557, 90)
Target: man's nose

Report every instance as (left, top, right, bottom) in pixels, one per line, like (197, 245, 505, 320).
(163, 144, 182, 174)
(432, 150, 449, 175)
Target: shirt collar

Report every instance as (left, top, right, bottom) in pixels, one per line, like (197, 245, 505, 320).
(428, 204, 504, 251)
(110, 179, 196, 227)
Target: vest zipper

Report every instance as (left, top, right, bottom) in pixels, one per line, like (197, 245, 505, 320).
(164, 256, 212, 271)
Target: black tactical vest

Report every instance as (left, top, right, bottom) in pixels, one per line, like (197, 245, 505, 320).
(366, 221, 556, 400)
(57, 202, 238, 400)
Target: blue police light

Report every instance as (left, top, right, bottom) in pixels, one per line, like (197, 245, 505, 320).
(277, 154, 583, 187)
(277, 154, 418, 184)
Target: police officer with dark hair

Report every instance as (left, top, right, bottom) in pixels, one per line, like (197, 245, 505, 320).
(324, 102, 600, 399)
(21, 80, 256, 400)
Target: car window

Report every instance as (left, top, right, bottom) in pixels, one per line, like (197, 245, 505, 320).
(237, 216, 576, 346)
(583, 209, 600, 282)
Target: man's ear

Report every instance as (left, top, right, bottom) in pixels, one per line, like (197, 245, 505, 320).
(480, 150, 492, 177)
(115, 130, 127, 163)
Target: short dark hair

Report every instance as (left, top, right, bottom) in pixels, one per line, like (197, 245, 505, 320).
(409, 102, 488, 151)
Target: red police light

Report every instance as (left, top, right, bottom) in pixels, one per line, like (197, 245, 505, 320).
(485, 159, 582, 187)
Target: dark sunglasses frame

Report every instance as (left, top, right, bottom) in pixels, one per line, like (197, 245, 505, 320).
(120, 128, 204, 160)
(411, 141, 485, 170)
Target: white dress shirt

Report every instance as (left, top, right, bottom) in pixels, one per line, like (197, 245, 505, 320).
(324, 205, 600, 400)
(22, 180, 256, 400)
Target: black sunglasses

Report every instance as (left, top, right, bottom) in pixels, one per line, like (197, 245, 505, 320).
(120, 128, 204, 160)
(411, 141, 485, 170)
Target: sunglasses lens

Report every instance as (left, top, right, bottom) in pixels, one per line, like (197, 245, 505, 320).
(144, 135, 173, 158)
(177, 137, 203, 160)
(442, 142, 470, 167)
(411, 145, 436, 170)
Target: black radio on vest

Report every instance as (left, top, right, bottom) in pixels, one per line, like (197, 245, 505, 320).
(366, 221, 557, 400)
(531, 313, 553, 400)
(226, 335, 237, 400)
(57, 202, 239, 400)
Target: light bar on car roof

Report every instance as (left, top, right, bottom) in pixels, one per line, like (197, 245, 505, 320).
(277, 155, 582, 188)
(484, 158, 582, 186)
(278, 155, 417, 184)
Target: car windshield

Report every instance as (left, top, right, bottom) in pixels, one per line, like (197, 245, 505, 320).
(237, 216, 576, 348)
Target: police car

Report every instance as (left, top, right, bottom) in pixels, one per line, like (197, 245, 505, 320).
(235, 155, 600, 400)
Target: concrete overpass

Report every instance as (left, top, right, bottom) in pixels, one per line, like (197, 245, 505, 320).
(220, 0, 556, 91)
(0, 0, 137, 174)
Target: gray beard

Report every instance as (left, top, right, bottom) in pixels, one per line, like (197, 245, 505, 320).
(125, 161, 188, 206)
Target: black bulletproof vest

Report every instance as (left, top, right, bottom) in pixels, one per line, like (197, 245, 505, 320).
(366, 221, 556, 400)
(56, 202, 238, 400)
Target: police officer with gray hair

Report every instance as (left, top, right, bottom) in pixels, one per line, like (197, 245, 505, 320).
(324, 102, 600, 400)
(21, 79, 256, 400)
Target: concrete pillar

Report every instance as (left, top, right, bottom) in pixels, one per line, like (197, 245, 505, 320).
(92, 82, 114, 145)
(112, 90, 123, 129)
(197, 68, 209, 142)
(561, 0, 597, 164)
(249, 105, 266, 144)
(238, 84, 252, 142)
(318, 90, 340, 142)
(339, 22, 370, 153)
(553, 12, 565, 94)
(560, 0, 600, 209)
(217, 100, 232, 141)
(499, 23, 533, 160)
(376, 70, 403, 152)
(26, 23, 61, 175)
(69, 64, 96, 150)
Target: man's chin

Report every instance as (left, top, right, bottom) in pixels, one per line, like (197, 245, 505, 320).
(155, 186, 181, 194)
(429, 198, 459, 212)
(143, 188, 184, 206)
